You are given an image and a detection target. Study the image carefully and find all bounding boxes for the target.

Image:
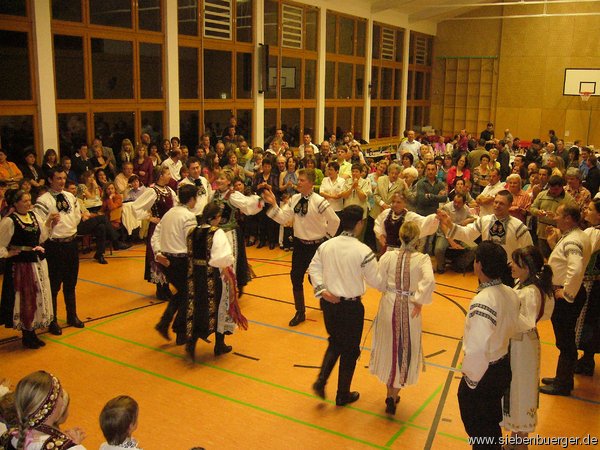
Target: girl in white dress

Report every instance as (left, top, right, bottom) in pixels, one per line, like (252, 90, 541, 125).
(370, 221, 435, 415)
(502, 246, 554, 449)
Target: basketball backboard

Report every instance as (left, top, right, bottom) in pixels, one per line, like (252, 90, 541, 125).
(563, 68, 600, 96)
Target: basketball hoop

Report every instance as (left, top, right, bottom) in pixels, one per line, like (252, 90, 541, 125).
(580, 91, 592, 102)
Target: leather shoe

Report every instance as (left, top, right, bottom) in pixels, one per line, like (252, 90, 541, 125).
(113, 241, 131, 250)
(94, 253, 108, 264)
(269, 242, 276, 250)
(313, 381, 326, 399)
(541, 377, 556, 385)
(385, 396, 398, 415)
(336, 391, 360, 406)
(289, 312, 305, 327)
(256, 241, 266, 249)
(539, 384, 571, 396)
(246, 239, 256, 247)
(48, 321, 62, 336)
(214, 343, 233, 356)
(155, 323, 171, 341)
(574, 358, 595, 376)
(67, 316, 85, 328)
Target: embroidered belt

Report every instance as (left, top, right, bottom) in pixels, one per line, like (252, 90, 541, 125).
(296, 237, 326, 245)
(340, 296, 361, 302)
(163, 252, 188, 258)
(49, 234, 77, 243)
(192, 258, 208, 266)
(489, 353, 508, 365)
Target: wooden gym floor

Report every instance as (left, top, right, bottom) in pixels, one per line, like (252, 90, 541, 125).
(1, 244, 598, 449)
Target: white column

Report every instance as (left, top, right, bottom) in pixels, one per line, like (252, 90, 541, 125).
(253, 0, 265, 148)
(32, 0, 58, 154)
(164, 0, 180, 138)
(399, 28, 411, 135)
(315, 7, 327, 144)
(363, 18, 373, 142)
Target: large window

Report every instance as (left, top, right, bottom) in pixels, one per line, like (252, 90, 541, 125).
(406, 32, 433, 132)
(325, 12, 366, 141)
(52, 0, 166, 156)
(178, 0, 254, 149)
(0, 2, 36, 163)
(263, 1, 318, 148)
(370, 24, 404, 140)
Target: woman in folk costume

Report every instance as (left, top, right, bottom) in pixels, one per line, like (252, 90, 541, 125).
(0, 371, 86, 449)
(575, 199, 600, 376)
(131, 166, 177, 300)
(370, 221, 435, 415)
(212, 169, 263, 295)
(0, 189, 53, 349)
(185, 202, 248, 361)
(502, 246, 554, 448)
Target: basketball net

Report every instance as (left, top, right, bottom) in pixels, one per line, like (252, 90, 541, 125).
(580, 91, 592, 102)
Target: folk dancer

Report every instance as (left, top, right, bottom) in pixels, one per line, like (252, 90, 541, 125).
(262, 169, 340, 326)
(34, 166, 84, 335)
(308, 205, 381, 405)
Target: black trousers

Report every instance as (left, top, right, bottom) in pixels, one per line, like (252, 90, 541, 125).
(256, 209, 278, 245)
(458, 356, 511, 450)
(159, 256, 189, 335)
(319, 299, 364, 395)
(45, 240, 79, 319)
(363, 215, 377, 253)
(290, 238, 322, 310)
(551, 286, 586, 388)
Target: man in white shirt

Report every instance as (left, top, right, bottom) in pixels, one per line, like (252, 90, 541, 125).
(458, 241, 520, 449)
(397, 130, 421, 164)
(178, 157, 213, 217)
(152, 184, 198, 344)
(439, 190, 533, 265)
(114, 162, 134, 197)
(262, 169, 340, 326)
(297, 132, 319, 159)
(161, 149, 183, 183)
(540, 204, 592, 396)
(35, 166, 83, 335)
(308, 205, 381, 406)
(476, 169, 504, 216)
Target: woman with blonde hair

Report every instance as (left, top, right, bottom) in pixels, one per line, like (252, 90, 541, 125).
(118, 139, 135, 167)
(370, 220, 435, 415)
(0, 371, 86, 449)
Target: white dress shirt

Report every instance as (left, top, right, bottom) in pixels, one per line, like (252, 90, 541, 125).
(179, 175, 214, 215)
(131, 186, 178, 220)
(267, 192, 340, 240)
(151, 205, 197, 255)
(462, 281, 520, 388)
(297, 142, 319, 159)
(319, 176, 346, 212)
(548, 227, 592, 302)
(34, 190, 82, 239)
(447, 214, 532, 262)
(308, 233, 381, 298)
(478, 181, 505, 216)
(162, 157, 183, 181)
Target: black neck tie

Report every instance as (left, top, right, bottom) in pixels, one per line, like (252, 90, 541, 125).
(55, 193, 70, 213)
(294, 196, 309, 216)
(490, 219, 505, 238)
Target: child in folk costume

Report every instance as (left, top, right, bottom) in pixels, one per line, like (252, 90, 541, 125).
(502, 246, 554, 449)
(369, 221, 435, 415)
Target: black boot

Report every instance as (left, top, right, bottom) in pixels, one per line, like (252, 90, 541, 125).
(31, 329, 46, 347)
(289, 290, 306, 326)
(574, 353, 595, 376)
(214, 332, 232, 356)
(65, 295, 84, 328)
(22, 330, 41, 349)
(336, 361, 359, 406)
(313, 346, 339, 399)
(186, 338, 197, 362)
(49, 297, 62, 335)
